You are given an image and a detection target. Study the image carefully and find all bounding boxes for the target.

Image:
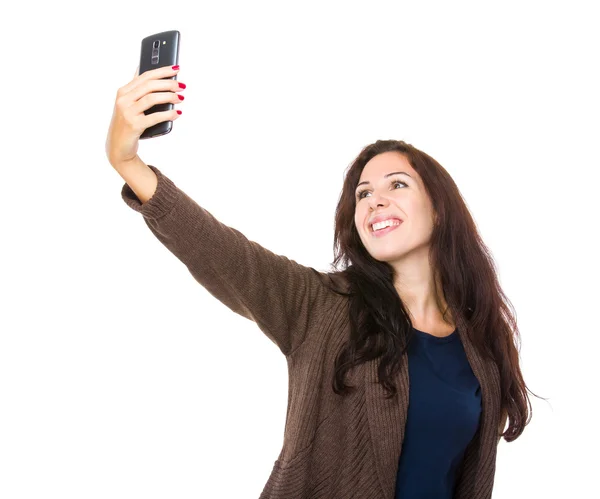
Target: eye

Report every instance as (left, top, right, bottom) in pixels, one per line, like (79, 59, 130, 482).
(356, 180, 407, 200)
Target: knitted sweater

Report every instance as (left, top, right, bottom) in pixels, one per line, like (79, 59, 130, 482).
(120, 164, 503, 499)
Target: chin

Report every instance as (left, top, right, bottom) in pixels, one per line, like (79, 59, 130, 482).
(368, 248, 405, 262)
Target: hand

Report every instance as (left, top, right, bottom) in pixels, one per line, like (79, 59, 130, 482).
(105, 64, 184, 167)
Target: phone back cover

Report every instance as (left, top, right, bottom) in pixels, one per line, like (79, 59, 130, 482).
(139, 30, 180, 139)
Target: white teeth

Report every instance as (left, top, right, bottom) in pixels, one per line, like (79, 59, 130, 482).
(372, 219, 401, 231)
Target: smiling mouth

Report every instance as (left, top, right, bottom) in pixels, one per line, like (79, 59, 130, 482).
(370, 220, 403, 237)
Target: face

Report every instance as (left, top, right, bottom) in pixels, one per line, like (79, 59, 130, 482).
(353, 151, 436, 265)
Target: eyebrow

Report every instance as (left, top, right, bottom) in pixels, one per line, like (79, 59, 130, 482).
(355, 171, 413, 191)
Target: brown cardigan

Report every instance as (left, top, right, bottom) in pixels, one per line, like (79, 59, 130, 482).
(121, 164, 503, 498)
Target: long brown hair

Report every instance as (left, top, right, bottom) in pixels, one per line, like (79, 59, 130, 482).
(321, 139, 544, 443)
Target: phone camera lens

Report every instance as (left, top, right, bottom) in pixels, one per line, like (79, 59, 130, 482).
(153, 40, 160, 48)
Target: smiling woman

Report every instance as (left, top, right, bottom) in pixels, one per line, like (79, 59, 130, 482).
(116, 132, 541, 498)
(330, 140, 538, 412)
(317, 139, 543, 495)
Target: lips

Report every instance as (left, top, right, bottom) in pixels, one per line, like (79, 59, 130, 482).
(368, 213, 403, 228)
(370, 220, 403, 237)
(368, 217, 403, 232)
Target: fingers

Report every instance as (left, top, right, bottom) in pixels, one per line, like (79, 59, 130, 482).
(130, 89, 183, 116)
(142, 108, 182, 130)
(120, 64, 180, 97)
(127, 78, 184, 109)
(114, 65, 184, 135)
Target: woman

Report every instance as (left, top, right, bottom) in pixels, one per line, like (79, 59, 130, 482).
(106, 65, 538, 499)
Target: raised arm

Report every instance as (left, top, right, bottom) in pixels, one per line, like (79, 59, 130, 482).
(118, 160, 339, 357)
(106, 65, 343, 356)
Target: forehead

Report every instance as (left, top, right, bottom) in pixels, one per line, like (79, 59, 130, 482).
(359, 151, 418, 180)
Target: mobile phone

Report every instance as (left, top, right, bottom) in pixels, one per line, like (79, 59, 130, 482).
(138, 30, 181, 139)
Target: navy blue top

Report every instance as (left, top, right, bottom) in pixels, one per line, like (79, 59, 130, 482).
(395, 326, 482, 498)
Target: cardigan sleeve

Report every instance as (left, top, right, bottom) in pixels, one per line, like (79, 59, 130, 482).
(120, 164, 335, 357)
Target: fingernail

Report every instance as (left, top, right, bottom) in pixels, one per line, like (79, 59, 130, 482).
(176, 110, 182, 115)
(178, 95, 184, 101)
(172, 65, 180, 70)
(178, 82, 186, 89)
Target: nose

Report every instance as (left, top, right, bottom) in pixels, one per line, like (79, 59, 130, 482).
(367, 192, 390, 209)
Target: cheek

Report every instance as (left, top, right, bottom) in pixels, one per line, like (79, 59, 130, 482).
(354, 209, 366, 231)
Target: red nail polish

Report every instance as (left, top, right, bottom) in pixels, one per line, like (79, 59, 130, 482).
(172, 65, 180, 70)
(176, 110, 182, 115)
(178, 95, 184, 101)
(178, 82, 186, 89)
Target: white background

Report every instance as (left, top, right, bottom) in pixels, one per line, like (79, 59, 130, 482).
(1, 0, 597, 497)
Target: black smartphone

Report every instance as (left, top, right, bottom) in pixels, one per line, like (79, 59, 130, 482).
(139, 30, 181, 139)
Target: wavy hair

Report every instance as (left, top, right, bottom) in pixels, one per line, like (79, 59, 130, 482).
(321, 139, 544, 443)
